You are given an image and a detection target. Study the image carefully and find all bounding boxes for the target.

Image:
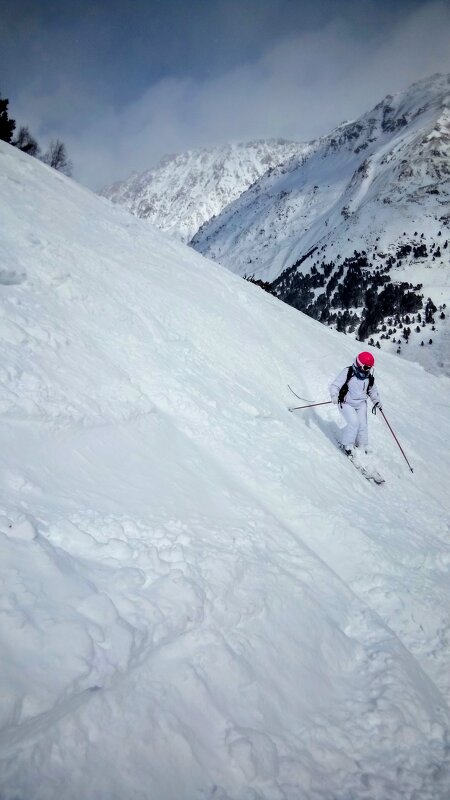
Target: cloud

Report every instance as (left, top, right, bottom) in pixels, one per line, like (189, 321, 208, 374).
(13, 1, 450, 189)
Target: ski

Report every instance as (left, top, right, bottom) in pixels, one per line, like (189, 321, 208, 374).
(352, 460, 385, 485)
(339, 446, 385, 485)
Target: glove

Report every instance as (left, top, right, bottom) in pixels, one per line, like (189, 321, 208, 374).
(331, 396, 338, 405)
(372, 402, 382, 415)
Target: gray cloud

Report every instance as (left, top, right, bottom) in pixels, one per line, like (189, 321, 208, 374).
(6, 1, 450, 189)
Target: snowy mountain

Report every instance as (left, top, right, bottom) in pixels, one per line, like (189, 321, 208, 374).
(192, 74, 450, 373)
(1, 139, 450, 799)
(99, 139, 306, 243)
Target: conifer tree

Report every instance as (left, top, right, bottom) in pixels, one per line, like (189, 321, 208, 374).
(0, 94, 15, 142)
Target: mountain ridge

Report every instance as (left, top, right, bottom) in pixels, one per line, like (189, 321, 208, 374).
(191, 73, 450, 374)
(191, 73, 449, 275)
(100, 138, 308, 242)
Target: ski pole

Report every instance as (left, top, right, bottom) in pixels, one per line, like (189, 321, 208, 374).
(380, 410, 414, 473)
(289, 401, 332, 412)
(287, 384, 315, 403)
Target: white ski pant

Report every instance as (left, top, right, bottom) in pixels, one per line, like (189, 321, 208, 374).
(339, 402, 368, 447)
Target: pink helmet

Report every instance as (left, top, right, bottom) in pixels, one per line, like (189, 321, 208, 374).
(356, 351, 374, 370)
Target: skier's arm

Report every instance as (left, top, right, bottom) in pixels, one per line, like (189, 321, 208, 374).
(329, 368, 348, 404)
(368, 379, 381, 407)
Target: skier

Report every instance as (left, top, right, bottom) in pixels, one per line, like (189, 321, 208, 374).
(330, 351, 382, 455)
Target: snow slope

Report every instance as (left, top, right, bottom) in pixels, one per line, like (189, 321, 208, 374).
(1, 140, 450, 800)
(99, 139, 306, 243)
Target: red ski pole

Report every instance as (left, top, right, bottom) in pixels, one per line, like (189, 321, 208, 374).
(380, 410, 414, 473)
(289, 401, 333, 412)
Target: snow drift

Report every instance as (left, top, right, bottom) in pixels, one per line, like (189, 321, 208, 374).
(0, 140, 450, 799)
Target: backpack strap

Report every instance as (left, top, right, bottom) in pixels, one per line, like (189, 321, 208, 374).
(367, 373, 375, 394)
(338, 366, 354, 405)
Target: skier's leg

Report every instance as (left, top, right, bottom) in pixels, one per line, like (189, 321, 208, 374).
(355, 404, 369, 447)
(339, 404, 359, 448)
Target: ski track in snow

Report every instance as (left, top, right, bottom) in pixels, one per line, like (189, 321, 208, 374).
(0, 140, 450, 799)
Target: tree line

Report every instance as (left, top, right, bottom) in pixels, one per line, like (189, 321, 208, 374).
(0, 93, 72, 176)
(246, 235, 444, 348)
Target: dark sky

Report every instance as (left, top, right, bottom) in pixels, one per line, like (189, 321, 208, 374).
(1, 0, 449, 189)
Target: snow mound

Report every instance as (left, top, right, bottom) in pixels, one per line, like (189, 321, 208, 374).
(0, 140, 450, 799)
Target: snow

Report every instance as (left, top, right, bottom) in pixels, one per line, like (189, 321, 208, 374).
(1, 140, 450, 799)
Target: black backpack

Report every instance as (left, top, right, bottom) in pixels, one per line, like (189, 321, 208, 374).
(338, 366, 374, 405)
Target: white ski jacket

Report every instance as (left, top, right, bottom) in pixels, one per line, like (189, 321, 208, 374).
(330, 366, 381, 409)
